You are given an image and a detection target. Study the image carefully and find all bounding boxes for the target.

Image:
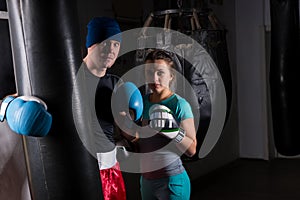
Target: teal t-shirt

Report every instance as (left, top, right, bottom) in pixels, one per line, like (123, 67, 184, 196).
(139, 93, 194, 179)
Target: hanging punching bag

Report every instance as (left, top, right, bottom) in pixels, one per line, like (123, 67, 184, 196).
(193, 27, 232, 124)
(7, 0, 102, 199)
(270, 0, 300, 156)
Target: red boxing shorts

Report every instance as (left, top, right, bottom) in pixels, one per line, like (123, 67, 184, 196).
(97, 148, 126, 200)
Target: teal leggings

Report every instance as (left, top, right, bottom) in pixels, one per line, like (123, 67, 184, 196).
(140, 170, 191, 200)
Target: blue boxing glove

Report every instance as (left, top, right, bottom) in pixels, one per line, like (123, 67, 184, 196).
(0, 95, 52, 137)
(149, 104, 185, 143)
(112, 81, 143, 137)
(113, 82, 143, 122)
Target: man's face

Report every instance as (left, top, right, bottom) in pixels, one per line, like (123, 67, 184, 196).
(89, 39, 120, 69)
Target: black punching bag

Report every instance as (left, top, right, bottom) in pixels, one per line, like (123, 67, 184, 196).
(7, 0, 101, 199)
(270, 0, 300, 156)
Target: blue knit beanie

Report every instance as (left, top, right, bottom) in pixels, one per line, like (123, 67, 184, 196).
(85, 17, 122, 48)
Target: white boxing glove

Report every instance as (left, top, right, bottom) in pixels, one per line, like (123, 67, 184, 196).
(149, 104, 185, 143)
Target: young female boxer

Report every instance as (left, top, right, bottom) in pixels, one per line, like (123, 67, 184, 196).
(139, 49, 197, 200)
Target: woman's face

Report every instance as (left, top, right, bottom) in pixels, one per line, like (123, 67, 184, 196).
(145, 59, 173, 94)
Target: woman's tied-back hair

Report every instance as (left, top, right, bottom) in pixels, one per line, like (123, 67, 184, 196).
(145, 49, 174, 68)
